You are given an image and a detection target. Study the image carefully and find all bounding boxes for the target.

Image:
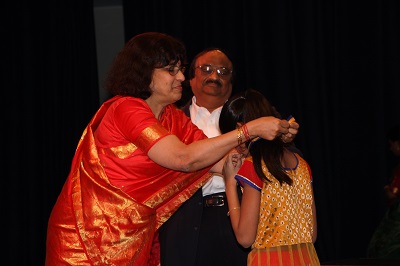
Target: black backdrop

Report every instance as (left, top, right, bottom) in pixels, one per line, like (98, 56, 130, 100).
(6, 0, 400, 265)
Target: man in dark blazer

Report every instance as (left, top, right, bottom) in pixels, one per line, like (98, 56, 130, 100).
(159, 48, 250, 266)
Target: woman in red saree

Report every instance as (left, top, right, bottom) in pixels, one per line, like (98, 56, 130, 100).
(45, 32, 299, 266)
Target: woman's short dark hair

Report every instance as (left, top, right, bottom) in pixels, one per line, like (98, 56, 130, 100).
(105, 32, 187, 99)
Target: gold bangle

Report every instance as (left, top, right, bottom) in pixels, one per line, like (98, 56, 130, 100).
(237, 127, 244, 146)
(227, 206, 241, 216)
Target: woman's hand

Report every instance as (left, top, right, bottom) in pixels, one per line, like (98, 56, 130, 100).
(248, 116, 299, 142)
(281, 120, 299, 143)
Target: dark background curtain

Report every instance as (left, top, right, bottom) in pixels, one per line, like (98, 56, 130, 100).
(7, 0, 399, 265)
(6, 1, 99, 265)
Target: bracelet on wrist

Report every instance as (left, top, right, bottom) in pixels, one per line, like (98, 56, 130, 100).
(242, 123, 250, 141)
(237, 127, 244, 145)
(227, 206, 241, 216)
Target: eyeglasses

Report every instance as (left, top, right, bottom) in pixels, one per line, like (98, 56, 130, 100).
(196, 64, 233, 78)
(161, 65, 186, 76)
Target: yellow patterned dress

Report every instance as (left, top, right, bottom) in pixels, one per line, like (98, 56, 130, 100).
(235, 153, 320, 266)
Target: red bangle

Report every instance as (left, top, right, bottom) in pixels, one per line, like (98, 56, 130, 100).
(242, 124, 250, 141)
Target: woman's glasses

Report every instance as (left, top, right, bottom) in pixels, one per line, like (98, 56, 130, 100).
(162, 65, 186, 76)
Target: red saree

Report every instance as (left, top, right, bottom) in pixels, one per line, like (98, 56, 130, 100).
(46, 96, 212, 265)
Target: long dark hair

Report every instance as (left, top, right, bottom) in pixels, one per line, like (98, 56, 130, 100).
(219, 88, 292, 185)
(105, 32, 187, 99)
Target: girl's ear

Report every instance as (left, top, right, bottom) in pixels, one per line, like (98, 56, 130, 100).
(236, 122, 243, 128)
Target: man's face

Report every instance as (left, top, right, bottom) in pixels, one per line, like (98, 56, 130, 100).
(190, 50, 233, 110)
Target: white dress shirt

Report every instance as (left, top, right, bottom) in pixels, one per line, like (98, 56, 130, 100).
(189, 96, 226, 196)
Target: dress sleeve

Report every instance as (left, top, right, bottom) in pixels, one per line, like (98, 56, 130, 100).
(113, 97, 171, 153)
(235, 158, 263, 192)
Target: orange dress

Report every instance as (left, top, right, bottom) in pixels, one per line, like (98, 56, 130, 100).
(46, 96, 212, 265)
(235, 153, 320, 266)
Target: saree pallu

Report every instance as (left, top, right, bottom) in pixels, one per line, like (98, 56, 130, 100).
(46, 96, 212, 266)
(248, 243, 320, 266)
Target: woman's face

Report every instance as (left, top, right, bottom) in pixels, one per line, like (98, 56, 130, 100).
(149, 62, 186, 105)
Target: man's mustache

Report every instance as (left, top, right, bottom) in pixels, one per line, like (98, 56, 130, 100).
(204, 79, 222, 87)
